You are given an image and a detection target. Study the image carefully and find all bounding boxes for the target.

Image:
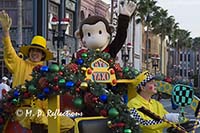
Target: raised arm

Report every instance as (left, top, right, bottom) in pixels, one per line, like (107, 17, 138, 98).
(109, 1, 136, 58)
(0, 10, 20, 73)
(0, 10, 12, 37)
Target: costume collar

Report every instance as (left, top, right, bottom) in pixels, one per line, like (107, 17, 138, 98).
(136, 93, 153, 105)
(26, 59, 44, 65)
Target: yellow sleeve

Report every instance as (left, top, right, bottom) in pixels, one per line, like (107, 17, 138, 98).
(35, 99, 48, 113)
(2, 36, 21, 73)
(128, 98, 171, 131)
(130, 108, 171, 131)
(140, 121, 171, 130)
(156, 100, 169, 115)
(15, 106, 48, 129)
(60, 116, 75, 132)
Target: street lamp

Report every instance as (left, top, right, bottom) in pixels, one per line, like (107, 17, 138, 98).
(151, 54, 160, 75)
(51, 16, 70, 64)
(173, 64, 180, 76)
(121, 43, 132, 67)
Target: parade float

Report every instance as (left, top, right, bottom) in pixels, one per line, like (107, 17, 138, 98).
(0, 49, 139, 133)
(0, 49, 200, 133)
(0, 1, 199, 132)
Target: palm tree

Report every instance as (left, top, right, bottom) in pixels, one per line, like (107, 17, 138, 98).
(193, 37, 200, 49)
(192, 37, 200, 88)
(135, 0, 160, 70)
(168, 22, 180, 47)
(175, 29, 191, 78)
(151, 8, 169, 73)
(168, 23, 180, 72)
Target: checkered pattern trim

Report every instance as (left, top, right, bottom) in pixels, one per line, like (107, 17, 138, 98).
(130, 108, 163, 126)
(137, 73, 154, 89)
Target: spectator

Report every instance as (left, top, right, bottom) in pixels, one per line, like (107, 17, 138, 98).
(0, 76, 11, 99)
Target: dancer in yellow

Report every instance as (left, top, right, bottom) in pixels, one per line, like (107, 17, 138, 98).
(0, 10, 74, 132)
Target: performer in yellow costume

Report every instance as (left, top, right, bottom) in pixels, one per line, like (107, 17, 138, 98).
(0, 10, 74, 132)
(128, 71, 180, 133)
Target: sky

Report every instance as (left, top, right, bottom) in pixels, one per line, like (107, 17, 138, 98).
(102, 0, 200, 38)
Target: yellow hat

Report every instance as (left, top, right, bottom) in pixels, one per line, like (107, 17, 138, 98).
(134, 71, 155, 89)
(20, 35, 53, 61)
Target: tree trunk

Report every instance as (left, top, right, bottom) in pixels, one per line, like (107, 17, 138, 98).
(160, 33, 165, 74)
(186, 48, 189, 79)
(17, 0, 23, 47)
(177, 43, 180, 76)
(146, 26, 149, 70)
(159, 35, 163, 74)
(182, 48, 185, 78)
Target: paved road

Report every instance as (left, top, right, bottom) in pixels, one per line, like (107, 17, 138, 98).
(160, 99, 200, 133)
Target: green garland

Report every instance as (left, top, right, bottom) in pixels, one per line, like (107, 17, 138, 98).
(0, 49, 141, 133)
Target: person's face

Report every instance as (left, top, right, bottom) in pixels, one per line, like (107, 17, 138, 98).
(143, 80, 157, 95)
(29, 48, 45, 62)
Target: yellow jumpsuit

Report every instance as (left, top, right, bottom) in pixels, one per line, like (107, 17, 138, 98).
(3, 36, 74, 132)
(128, 94, 171, 133)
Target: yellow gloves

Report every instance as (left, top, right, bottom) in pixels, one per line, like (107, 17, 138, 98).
(0, 10, 12, 32)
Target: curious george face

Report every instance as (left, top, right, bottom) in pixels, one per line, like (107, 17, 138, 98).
(81, 21, 110, 50)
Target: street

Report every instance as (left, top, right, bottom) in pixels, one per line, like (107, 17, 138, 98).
(160, 99, 200, 132)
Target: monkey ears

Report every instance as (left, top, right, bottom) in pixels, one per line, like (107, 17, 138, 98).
(75, 30, 81, 39)
(109, 24, 115, 33)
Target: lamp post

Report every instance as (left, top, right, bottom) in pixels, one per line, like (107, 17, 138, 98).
(121, 43, 132, 67)
(151, 54, 160, 75)
(51, 17, 69, 64)
(173, 64, 180, 76)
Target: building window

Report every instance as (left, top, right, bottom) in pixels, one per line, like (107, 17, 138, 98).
(188, 54, 190, 62)
(180, 69, 182, 76)
(148, 39, 151, 53)
(80, 10, 85, 21)
(142, 50, 145, 63)
(66, 10, 74, 36)
(0, 1, 17, 8)
(180, 53, 183, 61)
(184, 54, 186, 61)
(66, 0, 76, 11)
(23, 0, 33, 26)
(49, 2, 59, 16)
(184, 69, 187, 76)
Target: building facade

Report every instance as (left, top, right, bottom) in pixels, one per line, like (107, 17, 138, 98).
(168, 48, 196, 81)
(142, 31, 160, 73)
(80, 0, 109, 19)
